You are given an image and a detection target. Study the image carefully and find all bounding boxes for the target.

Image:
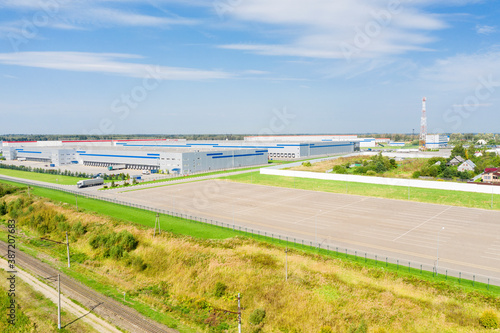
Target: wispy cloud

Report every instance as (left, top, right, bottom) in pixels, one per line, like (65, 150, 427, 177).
(419, 50, 500, 91)
(217, 0, 447, 60)
(476, 24, 496, 35)
(0, 52, 233, 80)
(0, 0, 198, 33)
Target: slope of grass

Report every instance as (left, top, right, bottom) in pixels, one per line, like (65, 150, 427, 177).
(222, 172, 500, 210)
(1, 194, 499, 333)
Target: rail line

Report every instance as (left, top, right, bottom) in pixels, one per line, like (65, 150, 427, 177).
(0, 241, 177, 333)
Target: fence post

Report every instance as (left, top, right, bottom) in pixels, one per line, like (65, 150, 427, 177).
(459, 272, 461, 284)
(345, 249, 347, 258)
(375, 255, 377, 265)
(386, 257, 388, 267)
(420, 265, 422, 274)
(473, 275, 475, 287)
(397, 260, 399, 270)
(488, 279, 490, 290)
(408, 262, 410, 272)
(365, 253, 367, 263)
(355, 251, 357, 259)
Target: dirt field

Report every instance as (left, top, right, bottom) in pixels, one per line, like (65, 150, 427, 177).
(115, 179, 500, 282)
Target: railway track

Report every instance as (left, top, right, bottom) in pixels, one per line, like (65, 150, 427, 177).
(0, 241, 178, 333)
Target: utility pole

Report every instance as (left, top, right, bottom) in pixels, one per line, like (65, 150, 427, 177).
(58, 274, 61, 330)
(285, 247, 289, 281)
(154, 213, 160, 236)
(237, 293, 242, 333)
(41, 236, 70, 268)
(66, 232, 70, 268)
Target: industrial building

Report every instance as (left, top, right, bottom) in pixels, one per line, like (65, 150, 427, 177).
(425, 135, 449, 149)
(1, 138, 359, 174)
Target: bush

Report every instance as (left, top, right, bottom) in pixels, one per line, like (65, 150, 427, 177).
(214, 282, 227, 297)
(479, 310, 499, 329)
(0, 201, 7, 215)
(72, 221, 87, 237)
(249, 308, 266, 325)
(320, 327, 333, 333)
(302, 161, 312, 167)
(412, 171, 421, 179)
(103, 185, 108, 189)
(365, 170, 376, 176)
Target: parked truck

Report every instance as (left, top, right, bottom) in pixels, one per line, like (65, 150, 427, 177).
(108, 164, 126, 171)
(77, 178, 104, 188)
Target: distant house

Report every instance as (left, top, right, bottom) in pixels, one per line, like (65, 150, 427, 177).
(482, 168, 500, 184)
(447, 156, 465, 166)
(474, 152, 483, 157)
(477, 139, 487, 145)
(457, 160, 476, 172)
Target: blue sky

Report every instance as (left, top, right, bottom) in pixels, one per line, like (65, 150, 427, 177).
(0, 0, 499, 135)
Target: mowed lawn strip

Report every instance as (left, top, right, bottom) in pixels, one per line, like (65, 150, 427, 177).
(222, 172, 500, 210)
(0, 179, 238, 240)
(0, 168, 90, 185)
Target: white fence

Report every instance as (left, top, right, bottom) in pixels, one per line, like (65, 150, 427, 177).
(260, 169, 500, 195)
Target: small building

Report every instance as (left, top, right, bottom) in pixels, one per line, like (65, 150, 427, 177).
(457, 160, 476, 172)
(477, 139, 487, 145)
(426, 135, 449, 149)
(474, 152, 483, 157)
(482, 168, 500, 184)
(447, 156, 465, 166)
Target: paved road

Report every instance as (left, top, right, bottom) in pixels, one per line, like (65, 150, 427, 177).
(0, 241, 178, 333)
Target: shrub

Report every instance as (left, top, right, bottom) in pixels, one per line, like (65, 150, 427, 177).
(72, 221, 87, 237)
(214, 282, 227, 297)
(479, 310, 499, 329)
(302, 161, 312, 167)
(0, 201, 7, 215)
(103, 185, 108, 189)
(366, 170, 376, 176)
(320, 327, 333, 333)
(412, 171, 421, 179)
(249, 308, 266, 325)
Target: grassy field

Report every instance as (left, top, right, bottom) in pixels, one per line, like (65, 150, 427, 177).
(289, 156, 429, 179)
(0, 267, 95, 332)
(221, 172, 500, 210)
(0, 168, 93, 185)
(2, 190, 500, 332)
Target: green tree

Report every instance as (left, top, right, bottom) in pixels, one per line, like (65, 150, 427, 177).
(450, 144, 466, 159)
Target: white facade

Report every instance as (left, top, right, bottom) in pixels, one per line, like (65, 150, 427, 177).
(426, 135, 449, 149)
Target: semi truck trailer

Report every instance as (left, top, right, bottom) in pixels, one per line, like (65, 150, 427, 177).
(108, 164, 126, 171)
(77, 178, 104, 188)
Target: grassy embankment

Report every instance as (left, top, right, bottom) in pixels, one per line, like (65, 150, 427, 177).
(1, 189, 500, 332)
(1, 181, 500, 332)
(0, 268, 95, 332)
(222, 172, 500, 211)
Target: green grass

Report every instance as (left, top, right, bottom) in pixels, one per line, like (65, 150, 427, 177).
(2, 178, 499, 299)
(0, 168, 90, 185)
(2, 179, 239, 240)
(221, 172, 500, 210)
(99, 165, 267, 190)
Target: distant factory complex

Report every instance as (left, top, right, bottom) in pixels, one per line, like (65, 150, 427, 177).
(0, 137, 358, 174)
(0, 132, 449, 174)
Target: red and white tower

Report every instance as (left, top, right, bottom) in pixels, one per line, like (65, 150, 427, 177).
(419, 97, 427, 151)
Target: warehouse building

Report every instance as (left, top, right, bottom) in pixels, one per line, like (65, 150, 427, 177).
(1, 138, 359, 174)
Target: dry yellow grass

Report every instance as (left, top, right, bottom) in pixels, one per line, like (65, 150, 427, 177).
(3, 194, 500, 332)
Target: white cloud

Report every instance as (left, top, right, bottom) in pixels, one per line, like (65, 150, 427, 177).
(0, 0, 198, 32)
(476, 24, 496, 35)
(0, 52, 233, 80)
(419, 50, 500, 92)
(218, 0, 447, 60)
